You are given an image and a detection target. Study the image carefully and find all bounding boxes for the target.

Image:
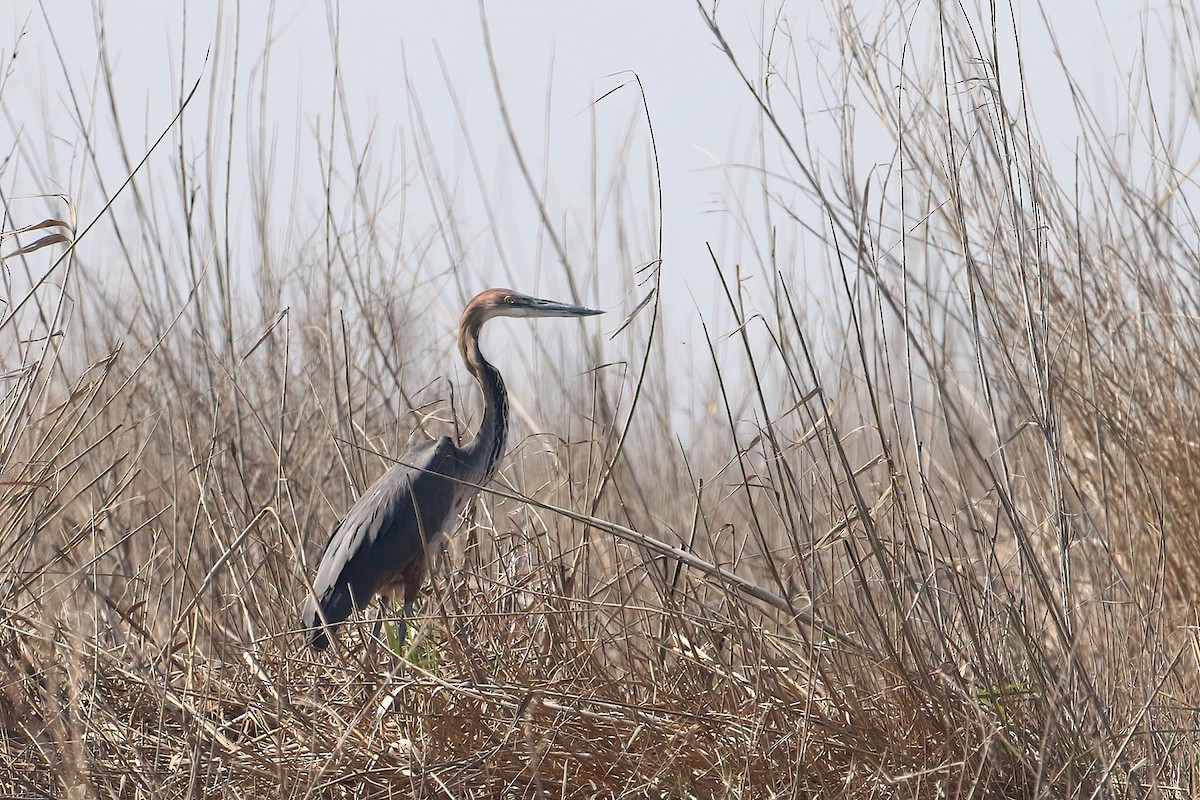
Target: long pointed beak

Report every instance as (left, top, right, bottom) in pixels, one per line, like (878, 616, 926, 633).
(528, 297, 604, 317)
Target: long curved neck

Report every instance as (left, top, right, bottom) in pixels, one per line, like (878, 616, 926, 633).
(458, 322, 509, 485)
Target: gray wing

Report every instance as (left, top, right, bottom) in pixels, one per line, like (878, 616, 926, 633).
(302, 436, 461, 644)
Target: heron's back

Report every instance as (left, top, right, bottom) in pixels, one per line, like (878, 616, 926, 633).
(302, 437, 464, 648)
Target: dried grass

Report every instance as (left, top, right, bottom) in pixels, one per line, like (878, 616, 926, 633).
(3, 2, 1200, 797)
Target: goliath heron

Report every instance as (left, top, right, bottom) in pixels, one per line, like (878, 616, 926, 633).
(301, 289, 602, 650)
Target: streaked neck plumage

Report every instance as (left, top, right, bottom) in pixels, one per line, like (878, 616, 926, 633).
(458, 309, 509, 486)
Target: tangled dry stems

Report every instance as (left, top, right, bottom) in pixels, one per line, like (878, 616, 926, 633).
(4, 2, 1200, 797)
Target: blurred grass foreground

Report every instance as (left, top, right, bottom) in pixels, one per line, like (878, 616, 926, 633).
(4, 2, 1200, 797)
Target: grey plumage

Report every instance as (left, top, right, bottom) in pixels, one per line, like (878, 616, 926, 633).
(301, 289, 601, 650)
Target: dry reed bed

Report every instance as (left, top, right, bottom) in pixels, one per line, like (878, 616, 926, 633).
(3, 2, 1200, 797)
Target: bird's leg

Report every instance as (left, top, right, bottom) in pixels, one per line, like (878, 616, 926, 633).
(363, 594, 389, 664)
(382, 564, 428, 657)
(374, 592, 408, 655)
(371, 595, 389, 642)
(395, 600, 415, 650)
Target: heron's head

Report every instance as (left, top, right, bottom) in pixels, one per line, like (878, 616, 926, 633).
(458, 288, 602, 374)
(468, 288, 603, 322)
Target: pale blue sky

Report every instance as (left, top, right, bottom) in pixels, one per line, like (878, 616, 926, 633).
(0, 1, 1169, 372)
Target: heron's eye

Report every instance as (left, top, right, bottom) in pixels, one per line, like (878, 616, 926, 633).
(504, 295, 515, 304)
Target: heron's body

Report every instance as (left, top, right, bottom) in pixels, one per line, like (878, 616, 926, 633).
(301, 289, 600, 650)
